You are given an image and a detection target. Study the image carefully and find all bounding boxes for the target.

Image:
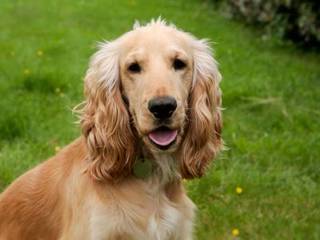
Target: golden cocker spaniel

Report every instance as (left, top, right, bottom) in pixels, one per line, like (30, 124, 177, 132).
(0, 19, 222, 240)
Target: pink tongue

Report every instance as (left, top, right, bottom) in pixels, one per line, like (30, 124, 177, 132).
(148, 129, 178, 146)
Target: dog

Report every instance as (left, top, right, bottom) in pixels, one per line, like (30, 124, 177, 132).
(0, 19, 222, 240)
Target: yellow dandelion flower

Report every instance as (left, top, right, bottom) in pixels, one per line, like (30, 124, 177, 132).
(37, 50, 43, 57)
(232, 228, 239, 237)
(55, 146, 61, 152)
(23, 69, 31, 75)
(236, 186, 243, 194)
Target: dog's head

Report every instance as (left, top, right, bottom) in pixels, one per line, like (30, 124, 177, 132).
(80, 19, 222, 181)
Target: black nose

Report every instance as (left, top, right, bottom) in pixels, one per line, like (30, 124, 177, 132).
(148, 96, 177, 119)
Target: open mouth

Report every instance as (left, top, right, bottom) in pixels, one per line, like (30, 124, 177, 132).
(148, 126, 178, 150)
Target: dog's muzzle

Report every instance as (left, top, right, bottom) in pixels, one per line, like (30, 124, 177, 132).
(148, 96, 177, 120)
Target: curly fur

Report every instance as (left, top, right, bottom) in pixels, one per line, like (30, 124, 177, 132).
(0, 19, 222, 240)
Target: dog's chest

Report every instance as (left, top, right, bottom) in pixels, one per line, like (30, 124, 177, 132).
(147, 200, 182, 240)
(89, 183, 192, 240)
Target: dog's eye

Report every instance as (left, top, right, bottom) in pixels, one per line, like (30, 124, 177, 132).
(173, 59, 186, 70)
(128, 63, 141, 73)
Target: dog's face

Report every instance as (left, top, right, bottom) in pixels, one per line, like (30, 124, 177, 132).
(120, 26, 193, 152)
(81, 20, 222, 181)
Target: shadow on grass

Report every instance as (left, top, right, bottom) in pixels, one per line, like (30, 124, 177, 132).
(0, 111, 29, 142)
(22, 73, 68, 94)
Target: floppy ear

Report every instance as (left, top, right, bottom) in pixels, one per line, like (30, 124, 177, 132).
(80, 41, 136, 181)
(179, 39, 223, 179)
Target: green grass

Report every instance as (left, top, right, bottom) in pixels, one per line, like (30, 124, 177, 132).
(1, 0, 320, 239)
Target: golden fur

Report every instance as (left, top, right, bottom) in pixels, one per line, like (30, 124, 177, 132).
(0, 19, 222, 240)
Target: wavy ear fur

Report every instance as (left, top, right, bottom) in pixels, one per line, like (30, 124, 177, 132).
(80, 41, 136, 181)
(179, 39, 223, 179)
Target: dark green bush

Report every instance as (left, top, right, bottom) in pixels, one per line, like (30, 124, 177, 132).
(222, 0, 320, 47)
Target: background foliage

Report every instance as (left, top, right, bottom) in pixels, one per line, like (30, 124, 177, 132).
(215, 0, 320, 48)
(0, 0, 320, 239)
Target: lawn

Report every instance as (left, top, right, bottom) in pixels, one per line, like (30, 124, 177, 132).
(1, 0, 320, 239)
